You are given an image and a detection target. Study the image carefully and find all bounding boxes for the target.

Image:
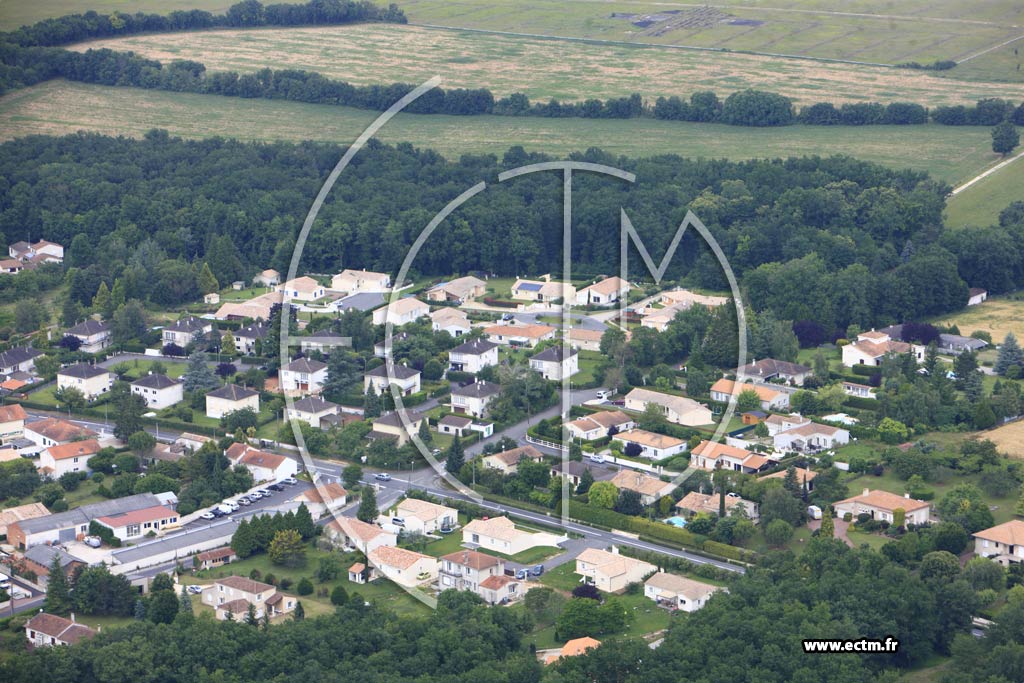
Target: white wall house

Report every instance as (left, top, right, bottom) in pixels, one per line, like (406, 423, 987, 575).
(448, 339, 499, 374)
(833, 489, 930, 526)
(364, 363, 421, 396)
(280, 357, 328, 395)
(450, 380, 501, 418)
(644, 572, 723, 612)
(276, 276, 325, 302)
(205, 384, 260, 419)
(612, 429, 687, 461)
(973, 520, 1024, 565)
(372, 297, 430, 326)
(64, 319, 111, 354)
(624, 388, 713, 426)
(162, 316, 213, 348)
(38, 439, 100, 478)
(529, 346, 579, 381)
(332, 269, 391, 293)
(130, 374, 183, 410)
(56, 364, 112, 400)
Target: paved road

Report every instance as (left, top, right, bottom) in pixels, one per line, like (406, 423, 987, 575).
(467, 387, 602, 456)
(511, 311, 607, 332)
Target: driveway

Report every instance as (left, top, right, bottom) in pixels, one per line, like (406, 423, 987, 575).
(808, 518, 854, 547)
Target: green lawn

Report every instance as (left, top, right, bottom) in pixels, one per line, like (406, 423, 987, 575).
(945, 155, 1024, 228)
(539, 562, 582, 593)
(478, 545, 562, 565)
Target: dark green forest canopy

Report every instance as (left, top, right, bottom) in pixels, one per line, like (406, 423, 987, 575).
(3, 131, 1017, 331)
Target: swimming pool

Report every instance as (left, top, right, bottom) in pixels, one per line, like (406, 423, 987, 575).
(663, 516, 688, 528)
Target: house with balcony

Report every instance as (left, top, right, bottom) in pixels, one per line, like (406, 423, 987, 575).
(448, 339, 499, 374)
(529, 346, 579, 381)
(203, 575, 295, 620)
(364, 363, 421, 396)
(162, 316, 212, 347)
(281, 357, 328, 395)
(56, 364, 112, 400)
(64, 319, 111, 353)
(450, 380, 501, 418)
(439, 550, 521, 604)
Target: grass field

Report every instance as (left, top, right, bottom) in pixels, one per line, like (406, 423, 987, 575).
(984, 420, 1024, 459)
(945, 156, 1024, 228)
(931, 296, 1024, 343)
(68, 23, 1024, 107)
(0, 80, 1008, 186)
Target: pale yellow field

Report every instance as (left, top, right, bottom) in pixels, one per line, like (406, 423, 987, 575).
(933, 297, 1024, 342)
(986, 419, 1024, 458)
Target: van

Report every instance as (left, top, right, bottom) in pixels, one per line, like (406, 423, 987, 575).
(588, 454, 605, 464)
(216, 504, 234, 516)
(391, 517, 406, 528)
(595, 389, 611, 400)
(807, 505, 823, 520)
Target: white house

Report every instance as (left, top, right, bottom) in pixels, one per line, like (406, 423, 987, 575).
(690, 440, 771, 474)
(130, 374, 183, 410)
(450, 380, 501, 418)
(326, 516, 397, 554)
(64, 319, 111, 354)
(529, 346, 579, 381)
(624, 388, 713, 426)
(430, 308, 471, 337)
(24, 613, 95, 648)
(292, 482, 347, 517)
(0, 404, 28, 443)
(286, 396, 340, 429)
(709, 378, 789, 411)
(574, 277, 630, 306)
(94, 504, 179, 542)
(772, 420, 850, 452)
(372, 297, 430, 326)
(644, 572, 723, 612)
(609, 470, 671, 506)
(367, 546, 437, 588)
(233, 321, 269, 355)
(203, 575, 294, 620)
(205, 383, 260, 419)
(575, 547, 656, 593)
(564, 410, 635, 441)
(332, 269, 391, 293)
(370, 411, 425, 447)
(842, 381, 876, 399)
(567, 328, 604, 352)
(484, 323, 557, 348)
(462, 515, 565, 556)
(253, 269, 281, 287)
(481, 444, 546, 474)
(225, 443, 298, 482)
(280, 357, 328, 395)
(364, 363, 421, 396)
(511, 278, 575, 303)
(737, 358, 811, 385)
(393, 498, 457, 535)
(973, 520, 1024, 565)
(162, 316, 213, 348)
(276, 276, 325, 302)
(841, 330, 924, 368)
(38, 439, 100, 478)
(448, 339, 499, 374)
(833, 488, 931, 526)
(24, 418, 97, 448)
(56, 364, 112, 400)
(426, 276, 486, 303)
(440, 550, 521, 604)
(0, 346, 42, 376)
(968, 288, 988, 306)
(675, 491, 759, 520)
(612, 429, 687, 461)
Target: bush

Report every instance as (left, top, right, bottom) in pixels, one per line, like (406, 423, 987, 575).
(297, 577, 314, 595)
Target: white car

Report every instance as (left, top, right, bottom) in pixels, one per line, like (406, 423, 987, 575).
(249, 491, 263, 500)
(224, 501, 240, 512)
(282, 477, 298, 485)
(256, 488, 271, 497)
(185, 585, 204, 595)
(199, 511, 216, 520)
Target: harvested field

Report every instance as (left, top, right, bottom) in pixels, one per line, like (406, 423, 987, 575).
(985, 419, 1024, 459)
(932, 297, 1024, 343)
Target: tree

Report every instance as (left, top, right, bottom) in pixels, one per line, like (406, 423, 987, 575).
(992, 120, 1020, 155)
(342, 464, 363, 490)
(614, 489, 643, 516)
(221, 333, 237, 358)
(962, 557, 1006, 592)
(147, 583, 179, 624)
(330, 584, 349, 606)
(588, 481, 618, 509)
(127, 430, 156, 456)
(937, 483, 994, 532)
(920, 550, 961, 584)
(575, 468, 595, 495)
(296, 577, 314, 596)
(198, 262, 220, 295)
(14, 300, 45, 333)
(820, 512, 834, 538)
(417, 419, 433, 446)
(995, 333, 1024, 376)
(111, 382, 147, 441)
(182, 352, 218, 393)
(231, 518, 258, 558)
(760, 486, 804, 526)
(92, 281, 111, 317)
(445, 435, 465, 474)
(293, 601, 305, 620)
(357, 484, 378, 522)
(112, 300, 148, 344)
(54, 386, 87, 413)
(813, 351, 830, 383)
(892, 507, 906, 530)
(317, 555, 341, 583)
(363, 386, 382, 418)
(178, 590, 193, 616)
(44, 554, 72, 616)
(736, 388, 761, 413)
(268, 529, 306, 567)
(877, 417, 910, 445)
(764, 519, 794, 547)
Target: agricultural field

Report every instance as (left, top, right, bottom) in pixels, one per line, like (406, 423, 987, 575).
(0, 0, 233, 30)
(945, 156, 1024, 228)
(984, 419, 1024, 459)
(68, 23, 1024, 106)
(931, 296, 1024, 343)
(0, 80, 1009, 186)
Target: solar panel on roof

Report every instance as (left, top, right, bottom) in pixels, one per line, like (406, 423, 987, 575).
(518, 283, 543, 292)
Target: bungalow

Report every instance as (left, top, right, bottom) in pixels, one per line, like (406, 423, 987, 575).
(280, 357, 328, 395)
(204, 293, 220, 305)
(612, 429, 687, 462)
(94, 504, 179, 541)
(0, 404, 28, 443)
(484, 323, 557, 348)
(842, 381, 876, 399)
(574, 277, 631, 306)
(162, 316, 212, 347)
(9, 240, 63, 263)
(440, 550, 521, 604)
(285, 396, 340, 429)
(450, 380, 501, 418)
(937, 333, 988, 355)
(393, 498, 457, 534)
(195, 547, 238, 571)
(842, 330, 924, 368)
(253, 269, 281, 287)
(25, 613, 95, 648)
(690, 440, 771, 474)
(567, 328, 604, 353)
(364, 363, 421, 396)
(225, 444, 298, 483)
(19, 545, 85, 588)
(326, 517, 397, 554)
(772, 421, 850, 452)
(372, 298, 430, 326)
(659, 289, 729, 310)
(130, 374, 183, 410)
(56, 364, 112, 400)
(482, 444, 545, 474)
(64, 319, 111, 353)
(426, 276, 487, 303)
(0, 501, 49, 537)
(24, 418, 97, 448)
(544, 637, 602, 665)
(203, 575, 294, 620)
(463, 515, 565, 556)
(437, 414, 472, 437)
(430, 307, 472, 337)
(370, 411, 426, 447)
(529, 346, 579, 381)
(675, 491, 759, 520)
(639, 303, 687, 332)
(448, 339, 499, 373)
(7, 492, 166, 550)
(275, 276, 325, 302)
(609, 470, 671, 506)
(511, 277, 575, 303)
(624, 387, 713, 426)
(737, 358, 811, 386)
(331, 269, 391, 293)
(973, 520, 1024, 565)
(0, 346, 42, 376)
(38, 439, 100, 478)
(709, 378, 789, 411)
(298, 330, 349, 355)
(575, 547, 656, 593)
(760, 466, 818, 492)
(0, 258, 24, 274)
(293, 482, 347, 517)
(549, 460, 618, 488)
(644, 571, 723, 612)
(367, 545, 438, 588)
(564, 410, 635, 441)
(833, 488, 931, 526)
(968, 288, 988, 306)
(214, 291, 283, 321)
(205, 383, 260, 419)
(176, 432, 213, 452)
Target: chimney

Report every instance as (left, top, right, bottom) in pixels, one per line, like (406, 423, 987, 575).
(862, 488, 870, 497)
(904, 492, 910, 499)
(611, 546, 619, 555)
(70, 612, 75, 622)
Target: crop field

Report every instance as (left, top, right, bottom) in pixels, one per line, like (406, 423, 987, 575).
(945, 156, 1024, 228)
(932, 297, 1024, 343)
(0, 0, 234, 30)
(984, 419, 1024, 459)
(0, 80, 1008, 186)
(69, 23, 1024, 106)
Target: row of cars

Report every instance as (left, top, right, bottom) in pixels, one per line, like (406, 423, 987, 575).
(199, 477, 299, 520)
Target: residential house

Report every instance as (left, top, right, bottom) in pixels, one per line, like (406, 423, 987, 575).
(450, 380, 501, 418)
(275, 276, 325, 302)
(709, 378, 789, 411)
(94, 504, 179, 541)
(331, 269, 391, 293)
(544, 637, 601, 665)
(38, 439, 100, 478)
(529, 346, 579, 381)
(366, 546, 438, 588)
(176, 432, 213, 453)
(19, 545, 85, 588)
(609, 470, 671, 506)
(936, 333, 988, 355)
(973, 520, 1024, 565)
(0, 501, 49, 537)
(644, 572, 723, 612)
(624, 387, 713, 426)
(253, 269, 281, 287)
(286, 396, 340, 429)
(130, 374, 183, 410)
(299, 330, 349, 355)
(430, 308, 471, 337)
(348, 562, 368, 584)
(203, 293, 220, 305)
(968, 288, 988, 306)
(9, 240, 64, 263)
(833, 488, 931, 525)
(232, 321, 269, 355)
(549, 460, 617, 488)
(393, 498, 457, 534)
(372, 297, 430, 326)
(764, 414, 810, 436)
(842, 330, 924, 368)
(56, 364, 112, 400)
(842, 381, 876, 399)
(203, 575, 295, 620)
(364, 363, 421, 396)
(293, 482, 347, 517)
(426, 276, 487, 303)
(612, 429, 686, 461)
(639, 303, 688, 332)
(326, 517, 397, 554)
(225, 443, 298, 483)
(511, 277, 575, 303)
(280, 357, 328, 395)
(448, 339, 499, 373)
(370, 411, 426, 447)
(440, 550, 520, 604)
(772, 420, 850, 452)
(0, 258, 24, 274)
(0, 404, 28, 443)
(214, 291, 283, 321)
(0, 346, 42, 376)
(64, 319, 111, 353)
(24, 613, 95, 648)
(675, 491, 759, 520)
(484, 323, 557, 348)
(162, 316, 213, 347)
(564, 410, 635, 441)
(192, 547, 236, 571)
(463, 515, 564, 556)
(690, 440, 771, 474)
(760, 466, 818, 492)
(567, 328, 604, 352)
(737, 358, 811, 385)
(24, 418, 97, 449)
(659, 289, 729, 309)
(205, 383, 260, 419)
(575, 547, 656, 593)
(574, 277, 630, 306)
(482, 444, 545, 474)
(7, 492, 166, 550)
(437, 414, 472, 437)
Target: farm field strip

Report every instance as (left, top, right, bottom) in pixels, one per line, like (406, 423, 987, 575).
(945, 155, 1024, 228)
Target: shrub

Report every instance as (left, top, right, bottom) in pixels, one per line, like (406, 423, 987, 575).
(297, 577, 314, 595)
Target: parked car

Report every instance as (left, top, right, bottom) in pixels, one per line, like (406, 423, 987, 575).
(216, 504, 234, 516)
(83, 535, 103, 548)
(282, 477, 298, 485)
(530, 565, 544, 577)
(248, 491, 263, 500)
(237, 497, 251, 506)
(391, 517, 406, 527)
(374, 472, 391, 481)
(223, 501, 239, 512)
(268, 483, 285, 492)
(202, 511, 217, 520)
(185, 585, 204, 595)
(256, 488, 271, 497)
(589, 454, 605, 464)
(515, 568, 529, 580)
(595, 389, 611, 400)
